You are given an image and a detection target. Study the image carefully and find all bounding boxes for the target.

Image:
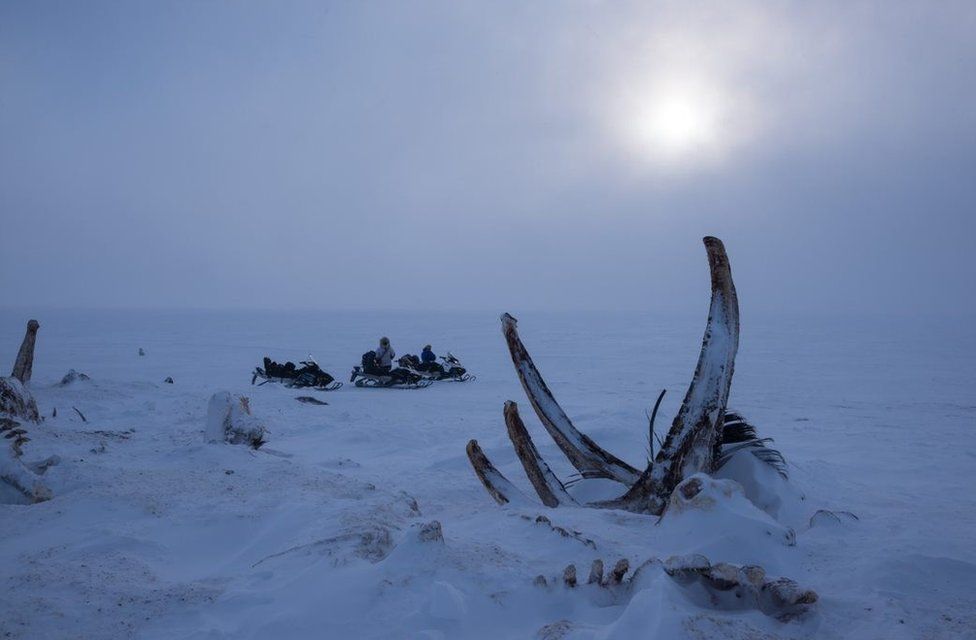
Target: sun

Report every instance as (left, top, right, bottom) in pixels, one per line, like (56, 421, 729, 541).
(609, 71, 739, 169)
(635, 92, 719, 160)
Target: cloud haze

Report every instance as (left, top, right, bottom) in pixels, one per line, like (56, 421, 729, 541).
(2, 1, 974, 314)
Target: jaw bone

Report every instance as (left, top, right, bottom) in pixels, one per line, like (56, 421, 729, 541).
(468, 237, 740, 515)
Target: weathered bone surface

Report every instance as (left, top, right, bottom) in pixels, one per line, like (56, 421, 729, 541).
(504, 402, 577, 508)
(607, 236, 739, 513)
(206, 392, 267, 448)
(466, 439, 524, 506)
(587, 559, 604, 584)
(1, 417, 52, 502)
(469, 237, 743, 516)
(562, 564, 577, 588)
(0, 376, 40, 424)
(520, 514, 596, 549)
(59, 369, 91, 386)
(501, 313, 639, 485)
(808, 509, 859, 528)
(535, 553, 817, 621)
(1, 418, 30, 457)
(1, 320, 52, 502)
(11, 319, 39, 384)
(608, 558, 630, 585)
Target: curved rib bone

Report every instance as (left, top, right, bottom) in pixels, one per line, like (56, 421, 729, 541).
(466, 439, 525, 506)
(501, 313, 639, 485)
(504, 401, 577, 508)
(610, 236, 739, 513)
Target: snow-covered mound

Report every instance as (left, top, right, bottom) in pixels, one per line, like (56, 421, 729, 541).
(206, 391, 266, 448)
(661, 474, 796, 552)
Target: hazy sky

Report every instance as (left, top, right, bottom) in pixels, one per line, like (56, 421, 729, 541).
(2, 1, 974, 314)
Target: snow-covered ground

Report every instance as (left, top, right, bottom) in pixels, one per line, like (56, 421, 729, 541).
(1, 309, 974, 639)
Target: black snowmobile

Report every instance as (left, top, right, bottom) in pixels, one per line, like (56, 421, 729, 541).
(252, 356, 342, 390)
(397, 352, 475, 382)
(350, 351, 433, 389)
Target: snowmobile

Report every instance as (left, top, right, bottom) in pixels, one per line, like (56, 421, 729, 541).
(350, 351, 433, 389)
(397, 352, 475, 382)
(252, 356, 342, 390)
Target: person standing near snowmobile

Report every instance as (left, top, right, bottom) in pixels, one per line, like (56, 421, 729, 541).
(374, 337, 395, 373)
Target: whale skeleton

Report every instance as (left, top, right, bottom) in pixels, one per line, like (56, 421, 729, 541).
(467, 236, 749, 515)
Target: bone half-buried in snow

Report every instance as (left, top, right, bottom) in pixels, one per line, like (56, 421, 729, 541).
(1, 319, 55, 503)
(467, 236, 748, 515)
(534, 553, 817, 622)
(11, 319, 40, 384)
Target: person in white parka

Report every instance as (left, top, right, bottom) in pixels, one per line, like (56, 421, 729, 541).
(374, 337, 395, 373)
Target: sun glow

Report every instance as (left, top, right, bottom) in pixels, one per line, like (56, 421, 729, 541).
(636, 94, 718, 157)
(611, 72, 744, 169)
